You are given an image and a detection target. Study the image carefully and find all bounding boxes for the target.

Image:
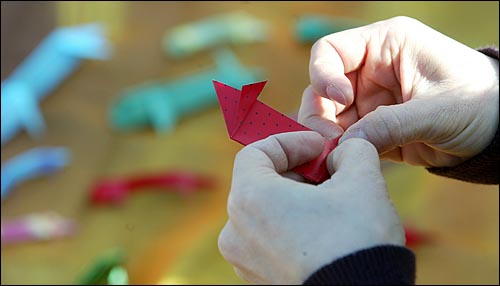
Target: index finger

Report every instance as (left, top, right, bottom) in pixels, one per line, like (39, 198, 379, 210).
(298, 85, 344, 139)
(232, 131, 325, 184)
(309, 26, 368, 110)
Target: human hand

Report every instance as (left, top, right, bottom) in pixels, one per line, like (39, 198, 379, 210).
(218, 131, 404, 284)
(300, 16, 499, 167)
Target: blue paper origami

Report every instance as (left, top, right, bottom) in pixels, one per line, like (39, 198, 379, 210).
(164, 11, 268, 58)
(1, 147, 71, 200)
(294, 15, 361, 44)
(1, 23, 111, 145)
(109, 49, 263, 133)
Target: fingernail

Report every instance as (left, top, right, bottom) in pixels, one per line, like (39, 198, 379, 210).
(339, 128, 368, 144)
(326, 85, 347, 105)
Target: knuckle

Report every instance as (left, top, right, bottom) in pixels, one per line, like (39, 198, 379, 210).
(335, 138, 379, 167)
(234, 147, 252, 165)
(311, 36, 326, 54)
(233, 145, 272, 181)
(384, 16, 422, 41)
(346, 137, 377, 153)
(310, 58, 331, 73)
(218, 224, 236, 260)
(389, 16, 419, 27)
(371, 105, 405, 144)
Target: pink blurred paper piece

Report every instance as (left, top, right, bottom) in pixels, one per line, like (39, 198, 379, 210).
(213, 80, 339, 183)
(1, 212, 76, 245)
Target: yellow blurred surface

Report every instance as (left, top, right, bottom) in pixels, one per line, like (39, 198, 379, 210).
(1, 1, 498, 285)
(56, 1, 126, 41)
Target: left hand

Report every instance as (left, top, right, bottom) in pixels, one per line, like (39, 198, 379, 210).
(300, 17, 499, 167)
(218, 131, 405, 284)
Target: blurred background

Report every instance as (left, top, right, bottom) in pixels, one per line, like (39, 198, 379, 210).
(1, 1, 498, 285)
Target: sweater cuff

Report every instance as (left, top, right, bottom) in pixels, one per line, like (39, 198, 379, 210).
(426, 46, 499, 185)
(303, 245, 415, 285)
(427, 127, 499, 184)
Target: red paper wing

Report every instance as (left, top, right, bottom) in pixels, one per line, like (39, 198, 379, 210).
(213, 80, 242, 136)
(234, 81, 267, 133)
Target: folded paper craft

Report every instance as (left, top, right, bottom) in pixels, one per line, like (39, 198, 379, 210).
(110, 49, 262, 133)
(1, 147, 71, 200)
(1, 23, 111, 145)
(77, 248, 127, 285)
(1, 212, 76, 245)
(295, 15, 361, 44)
(404, 225, 432, 248)
(90, 171, 215, 205)
(164, 11, 268, 58)
(213, 80, 339, 183)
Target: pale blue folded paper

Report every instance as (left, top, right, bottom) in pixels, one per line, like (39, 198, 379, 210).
(164, 11, 268, 58)
(1, 147, 71, 200)
(1, 23, 112, 145)
(109, 49, 264, 133)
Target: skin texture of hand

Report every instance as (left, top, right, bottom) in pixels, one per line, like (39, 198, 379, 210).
(218, 131, 404, 284)
(300, 16, 499, 167)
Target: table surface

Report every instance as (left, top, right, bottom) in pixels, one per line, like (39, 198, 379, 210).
(1, 2, 498, 285)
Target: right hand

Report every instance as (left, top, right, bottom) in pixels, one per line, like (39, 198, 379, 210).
(218, 132, 404, 284)
(299, 16, 499, 167)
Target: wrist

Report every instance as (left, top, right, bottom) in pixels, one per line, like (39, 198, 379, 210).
(443, 49, 499, 161)
(475, 49, 499, 156)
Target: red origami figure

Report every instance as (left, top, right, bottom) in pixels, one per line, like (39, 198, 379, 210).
(213, 80, 339, 183)
(90, 171, 214, 205)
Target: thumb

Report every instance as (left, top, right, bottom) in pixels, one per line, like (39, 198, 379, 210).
(234, 131, 325, 180)
(339, 100, 433, 154)
(326, 138, 381, 177)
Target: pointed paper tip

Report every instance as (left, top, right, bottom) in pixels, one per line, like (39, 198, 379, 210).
(212, 79, 235, 91)
(242, 80, 268, 88)
(213, 80, 233, 95)
(240, 80, 268, 104)
(212, 79, 222, 88)
(212, 79, 241, 136)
